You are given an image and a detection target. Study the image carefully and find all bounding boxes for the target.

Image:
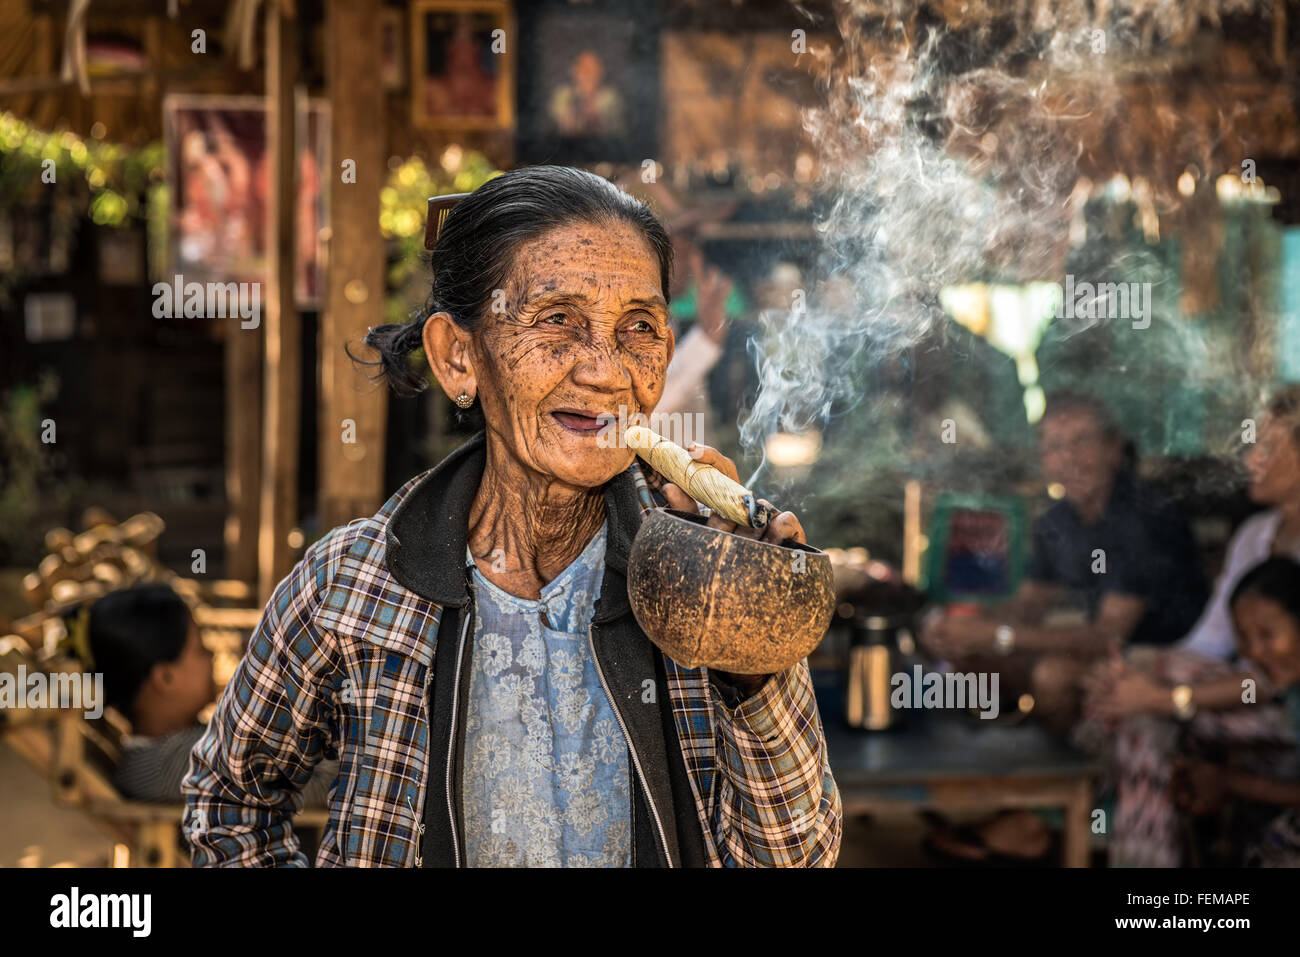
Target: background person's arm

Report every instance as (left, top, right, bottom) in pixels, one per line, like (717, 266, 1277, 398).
(992, 578, 1071, 626)
(997, 591, 1146, 655)
(924, 590, 1145, 659)
(1226, 770, 1300, 807)
(1092, 669, 1259, 720)
(656, 325, 722, 419)
(1176, 758, 1300, 814)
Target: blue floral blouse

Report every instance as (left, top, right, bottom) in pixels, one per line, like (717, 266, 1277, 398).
(460, 520, 633, 866)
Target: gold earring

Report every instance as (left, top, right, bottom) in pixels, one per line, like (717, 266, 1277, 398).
(455, 392, 474, 409)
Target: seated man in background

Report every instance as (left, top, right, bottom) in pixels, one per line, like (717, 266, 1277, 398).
(920, 392, 1207, 861)
(922, 391, 1207, 726)
(82, 584, 335, 807)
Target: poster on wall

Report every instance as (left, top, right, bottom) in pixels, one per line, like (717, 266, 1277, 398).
(411, 0, 514, 130)
(162, 94, 330, 309)
(515, 0, 660, 166)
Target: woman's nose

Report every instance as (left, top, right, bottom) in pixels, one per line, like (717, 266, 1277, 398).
(571, 340, 632, 392)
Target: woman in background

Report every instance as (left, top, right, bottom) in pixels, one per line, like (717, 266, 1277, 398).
(1174, 557, 1300, 866)
(1084, 387, 1300, 865)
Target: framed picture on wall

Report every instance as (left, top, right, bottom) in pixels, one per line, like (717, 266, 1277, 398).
(411, 0, 514, 130)
(163, 94, 330, 309)
(516, 0, 661, 166)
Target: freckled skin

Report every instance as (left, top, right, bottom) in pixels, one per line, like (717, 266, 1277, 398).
(421, 220, 675, 598)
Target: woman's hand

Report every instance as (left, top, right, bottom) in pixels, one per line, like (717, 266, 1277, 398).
(919, 614, 993, 660)
(644, 442, 799, 697)
(1083, 658, 1164, 723)
(648, 442, 806, 547)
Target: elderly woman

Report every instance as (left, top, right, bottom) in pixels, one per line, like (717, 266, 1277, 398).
(183, 166, 841, 867)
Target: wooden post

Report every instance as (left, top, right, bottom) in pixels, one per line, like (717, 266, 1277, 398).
(902, 479, 923, 585)
(258, 1, 301, 603)
(319, 0, 388, 532)
(224, 326, 262, 584)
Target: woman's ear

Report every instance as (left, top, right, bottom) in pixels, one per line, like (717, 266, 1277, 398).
(422, 312, 477, 403)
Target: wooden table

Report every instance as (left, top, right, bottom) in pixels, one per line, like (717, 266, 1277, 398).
(815, 675, 1100, 867)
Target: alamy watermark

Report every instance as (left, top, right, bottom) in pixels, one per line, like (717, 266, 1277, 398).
(1049, 274, 1151, 329)
(151, 275, 261, 329)
(49, 887, 150, 937)
(0, 666, 103, 719)
(891, 664, 1000, 719)
(596, 407, 706, 452)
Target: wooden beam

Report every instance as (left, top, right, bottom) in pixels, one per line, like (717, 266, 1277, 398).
(257, 1, 301, 603)
(319, 0, 387, 532)
(223, 321, 262, 584)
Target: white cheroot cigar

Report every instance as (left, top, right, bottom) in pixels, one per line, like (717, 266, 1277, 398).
(624, 425, 769, 529)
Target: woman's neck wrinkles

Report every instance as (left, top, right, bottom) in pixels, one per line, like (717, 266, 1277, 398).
(468, 442, 607, 599)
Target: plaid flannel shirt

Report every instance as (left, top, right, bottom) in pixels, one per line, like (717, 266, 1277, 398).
(183, 457, 841, 868)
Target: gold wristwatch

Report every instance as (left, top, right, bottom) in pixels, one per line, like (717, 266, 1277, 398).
(1171, 684, 1196, 721)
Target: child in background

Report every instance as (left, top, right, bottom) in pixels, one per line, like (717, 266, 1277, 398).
(1173, 557, 1300, 865)
(82, 584, 335, 807)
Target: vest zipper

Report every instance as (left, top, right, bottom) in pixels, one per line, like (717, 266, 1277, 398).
(589, 622, 673, 867)
(444, 602, 472, 867)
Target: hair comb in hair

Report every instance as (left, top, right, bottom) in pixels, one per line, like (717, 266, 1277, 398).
(425, 193, 470, 252)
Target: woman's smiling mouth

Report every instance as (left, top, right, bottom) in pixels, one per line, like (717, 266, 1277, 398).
(551, 409, 615, 435)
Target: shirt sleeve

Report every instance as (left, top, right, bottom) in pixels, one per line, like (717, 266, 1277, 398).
(1180, 515, 1271, 660)
(1098, 505, 1185, 601)
(113, 726, 206, 803)
(706, 660, 842, 867)
(182, 536, 342, 866)
(656, 326, 723, 419)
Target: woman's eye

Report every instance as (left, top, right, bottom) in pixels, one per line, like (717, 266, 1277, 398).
(542, 312, 567, 325)
(629, 318, 654, 333)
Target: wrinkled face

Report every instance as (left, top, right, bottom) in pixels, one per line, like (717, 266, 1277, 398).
(471, 219, 673, 489)
(1234, 593, 1300, 689)
(1038, 409, 1122, 506)
(1243, 414, 1300, 506)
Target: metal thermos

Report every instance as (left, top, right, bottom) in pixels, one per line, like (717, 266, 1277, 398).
(846, 615, 899, 730)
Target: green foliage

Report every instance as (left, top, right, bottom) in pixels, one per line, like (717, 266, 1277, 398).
(0, 374, 76, 565)
(380, 151, 500, 326)
(0, 112, 164, 225)
(0, 112, 165, 300)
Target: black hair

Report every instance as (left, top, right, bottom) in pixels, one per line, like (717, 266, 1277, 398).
(358, 165, 675, 397)
(1229, 556, 1300, 625)
(1039, 390, 1121, 440)
(85, 584, 193, 721)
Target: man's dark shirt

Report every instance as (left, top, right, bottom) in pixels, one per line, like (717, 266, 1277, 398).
(1027, 471, 1208, 646)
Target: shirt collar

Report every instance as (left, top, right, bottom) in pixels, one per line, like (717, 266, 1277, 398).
(384, 431, 646, 612)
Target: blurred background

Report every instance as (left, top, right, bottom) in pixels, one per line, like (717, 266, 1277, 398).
(2, 0, 1299, 868)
